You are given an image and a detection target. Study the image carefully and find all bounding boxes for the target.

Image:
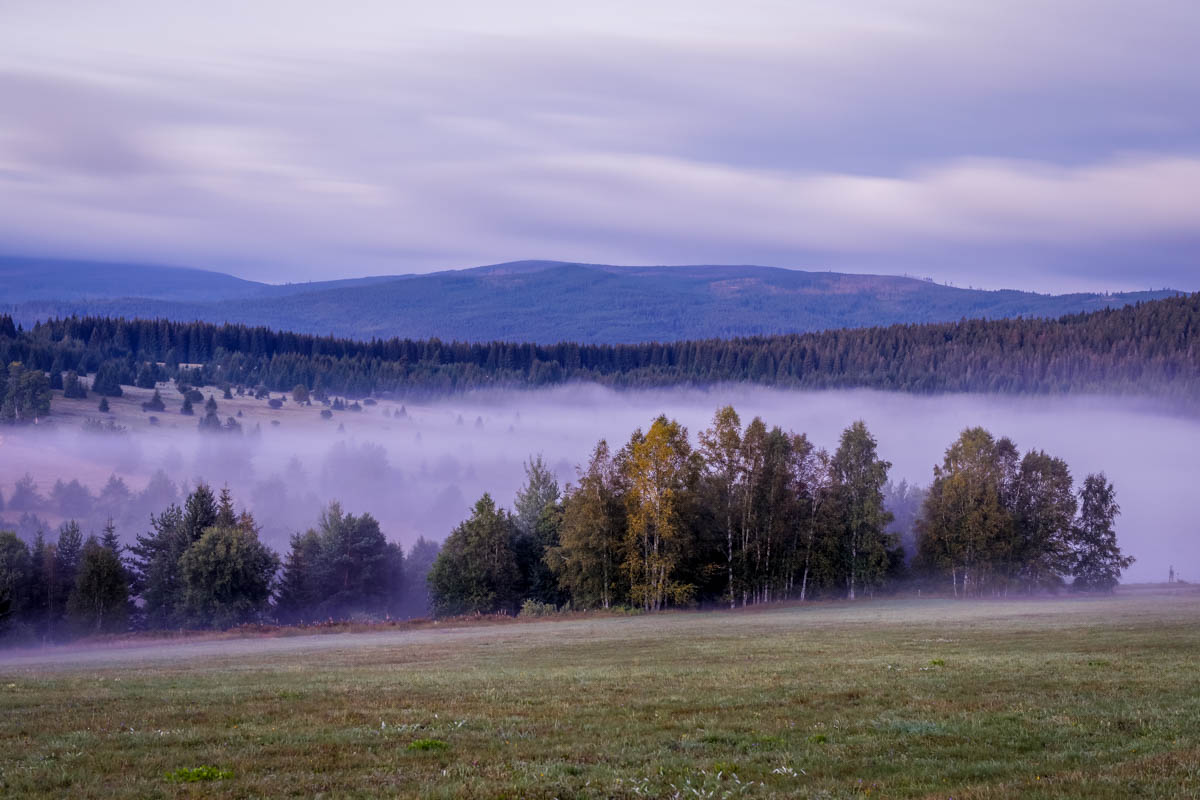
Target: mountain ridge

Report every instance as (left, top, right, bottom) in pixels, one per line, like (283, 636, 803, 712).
(0, 255, 1180, 344)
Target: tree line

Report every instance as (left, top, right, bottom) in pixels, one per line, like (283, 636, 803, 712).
(428, 408, 1133, 615)
(1, 290, 1198, 421)
(0, 408, 1139, 643)
(0, 483, 439, 643)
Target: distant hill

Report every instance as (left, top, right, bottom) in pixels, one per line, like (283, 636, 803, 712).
(1, 256, 1179, 343)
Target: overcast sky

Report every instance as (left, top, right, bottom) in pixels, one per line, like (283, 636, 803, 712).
(1, 1, 1198, 290)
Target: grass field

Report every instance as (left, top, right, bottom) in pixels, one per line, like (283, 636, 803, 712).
(2, 594, 1199, 798)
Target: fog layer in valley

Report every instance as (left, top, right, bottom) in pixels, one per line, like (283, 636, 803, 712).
(0, 384, 1191, 583)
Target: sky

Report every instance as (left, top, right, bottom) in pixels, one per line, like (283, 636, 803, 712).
(1, 1, 1198, 291)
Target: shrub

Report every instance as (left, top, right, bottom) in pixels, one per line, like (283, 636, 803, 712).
(141, 389, 165, 412)
(519, 599, 558, 617)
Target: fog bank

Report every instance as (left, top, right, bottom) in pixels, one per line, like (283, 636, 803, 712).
(0, 384, 1191, 583)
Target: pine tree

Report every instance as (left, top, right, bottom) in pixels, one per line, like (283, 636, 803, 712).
(428, 494, 520, 616)
(275, 530, 324, 623)
(134, 363, 156, 389)
(141, 389, 165, 412)
(63, 370, 87, 399)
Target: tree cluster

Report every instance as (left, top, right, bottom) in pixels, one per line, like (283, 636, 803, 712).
(914, 428, 1132, 595)
(429, 408, 1135, 616)
(0, 484, 439, 643)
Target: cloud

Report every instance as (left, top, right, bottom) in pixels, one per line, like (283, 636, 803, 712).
(0, 1, 1197, 288)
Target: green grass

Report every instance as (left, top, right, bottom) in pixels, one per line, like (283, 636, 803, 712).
(163, 765, 234, 782)
(2, 594, 1199, 798)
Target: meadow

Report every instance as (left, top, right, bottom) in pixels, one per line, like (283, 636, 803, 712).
(2, 592, 1198, 798)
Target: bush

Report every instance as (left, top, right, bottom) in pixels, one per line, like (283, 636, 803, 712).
(268, 398, 283, 409)
(63, 370, 87, 399)
(141, 389, 166, 412)
(519, 599, 559, 617)
(407, 739, 448, 752)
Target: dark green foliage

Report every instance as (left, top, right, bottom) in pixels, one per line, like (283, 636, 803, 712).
(63, 370, 86, 398)
(428, 494, 520, 616)
(427, 410, 1131, 617)
(914, 429, 1130, 596)
(134, 362, 157, 389)
(66, 536, 130, 634)
(130, 485, 218, 628)
(1, 292, 1198, 406)
(0, 531, 32, 638)
(1, 362, 52, 422)
(98, 396, 110, 413)
(548, 441, 626, 609)
(177, 524, 279, 629)
(275, 503, 401, 622)
(180, 396, 194, 415)
(275, 530, 324, 623)
(1071, 474, 1134, 592)
(831, 422, 895, 600)
(91, 361, 125, 397)
(512, 456, 564, 605)
(141, 389, 165, 412)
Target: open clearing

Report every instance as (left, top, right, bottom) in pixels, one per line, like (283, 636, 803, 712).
(2, 594, 1199, 798)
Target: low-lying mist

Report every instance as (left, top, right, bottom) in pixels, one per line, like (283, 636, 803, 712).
(1, 384, 1193, 583)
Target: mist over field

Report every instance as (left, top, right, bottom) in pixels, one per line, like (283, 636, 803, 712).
(0, 383, 1192, 584)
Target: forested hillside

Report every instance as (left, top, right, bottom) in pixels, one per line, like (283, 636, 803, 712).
(1, 292, 1198, 418)
(2, 257, 1179, 344)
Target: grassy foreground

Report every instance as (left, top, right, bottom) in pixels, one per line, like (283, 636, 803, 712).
(2, 595, 1199, 799)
